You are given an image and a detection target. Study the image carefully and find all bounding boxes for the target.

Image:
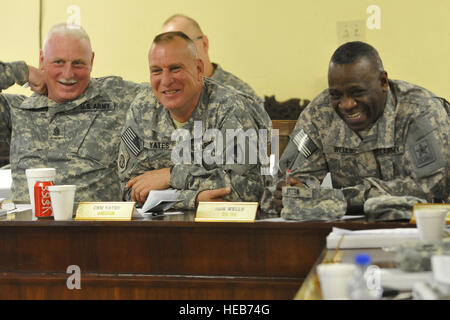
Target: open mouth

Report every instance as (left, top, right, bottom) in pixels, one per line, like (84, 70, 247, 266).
(163, 89, 180, 95)
(57, 80, 77, 87)
(346, 112, 361, 119)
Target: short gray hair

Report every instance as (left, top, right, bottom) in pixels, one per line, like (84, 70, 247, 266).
(152, 31, 198, 59)
(42, 23, 91, 52)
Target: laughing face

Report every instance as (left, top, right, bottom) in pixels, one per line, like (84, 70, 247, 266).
(328, 58, 388, 132)
(40, 34, 94, 103)
(148, 37, 204, 122)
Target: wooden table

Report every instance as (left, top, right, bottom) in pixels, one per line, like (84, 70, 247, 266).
(0, 210, 411, 300)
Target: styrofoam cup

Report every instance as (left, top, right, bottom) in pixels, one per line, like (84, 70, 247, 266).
(25, 168, 56, 217)
(415, 209, 447, 241)
(431, 255, 450, 295)
(317, 263, 356, 300)
(48, 185, 76, 220)
(431, 255, 450, 284)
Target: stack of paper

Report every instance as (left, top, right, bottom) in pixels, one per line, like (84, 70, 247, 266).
(326, 227, 420, 249)
(0, 169, 12, 199)
(135, 189, 181, 217)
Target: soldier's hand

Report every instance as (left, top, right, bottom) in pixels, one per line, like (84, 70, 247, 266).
(27, 65, 47, 95)
(274, 177, 303, 213)
(126, 167, 171, 204)
(196, 187, 232, 205)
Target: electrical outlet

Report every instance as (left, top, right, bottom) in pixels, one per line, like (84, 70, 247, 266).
(337, 20, 365, 44)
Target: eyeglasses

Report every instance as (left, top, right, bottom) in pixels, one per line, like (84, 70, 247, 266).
(192, 35, 203, 41)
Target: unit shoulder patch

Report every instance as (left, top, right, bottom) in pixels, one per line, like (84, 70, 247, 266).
(413, 137, 436, 168)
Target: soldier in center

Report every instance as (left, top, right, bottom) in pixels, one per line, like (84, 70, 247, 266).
(118, 31, 271, 209)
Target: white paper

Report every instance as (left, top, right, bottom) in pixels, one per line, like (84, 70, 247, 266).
(380, 269, 432, 291)
(326, 227, 420, 249)
(140, 189, 181, 214)
(6, 203, 31, 214)
(0, 169, 12, 199)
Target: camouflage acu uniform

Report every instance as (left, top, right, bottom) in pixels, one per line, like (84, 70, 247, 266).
(278, 79, 449, 216)
(281, 186, 347, 220)
(363, 195, 426, 222)
(211, 63, 262, 102)
(0, 62, 29, 167)
(118, 78, 270, 210)
(210, 64, 270, 130)
(0, 61, 146, 202)
(0, 93, 20, 167)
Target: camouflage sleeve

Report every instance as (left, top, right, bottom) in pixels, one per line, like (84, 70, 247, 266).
(278, 106, 329, 187)
(172, 190, 201, 210)
(0, 93, 26, 165)
(0, 95, 13, 133)
(0, 61, 29, 91)
(0, 95, 12, 165)
(117, 95, 151, 200)
(169, 106, 266, 208)
(121, 177, 200, 210)
(115, 80, 149, 105)
(344, 98, 450, 208)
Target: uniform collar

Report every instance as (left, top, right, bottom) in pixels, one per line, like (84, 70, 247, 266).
(164, 81, 208, 131)
(147, 82, 207, 136)
(16, 79, 101, 112)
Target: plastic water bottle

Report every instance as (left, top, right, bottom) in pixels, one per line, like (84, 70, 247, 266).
(347, 253, 383, 300)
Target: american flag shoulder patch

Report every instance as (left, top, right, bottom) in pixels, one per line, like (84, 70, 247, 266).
(292, 129, 318, 158)
(121, 127, 143, 156)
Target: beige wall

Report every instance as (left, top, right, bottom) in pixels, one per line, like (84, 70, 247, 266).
(2, 0, 449, 100)
(2, 0, 40, 96)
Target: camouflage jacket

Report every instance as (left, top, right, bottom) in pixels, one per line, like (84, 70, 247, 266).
(211, 63, 262, 102)
(279, 79, 449, 210)
(0, 61, 146, 202)
(0, 93, 23, 167)
(118, 78, 270, 210)
(209, 64, 270, 130)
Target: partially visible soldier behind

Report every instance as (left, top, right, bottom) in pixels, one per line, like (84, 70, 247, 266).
(118, 31, 270, 209)
(271, 41, 449, 219)
(162, 14, 262, 102)
(0, 23, 146, 202)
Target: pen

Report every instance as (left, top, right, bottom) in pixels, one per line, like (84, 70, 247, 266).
(286, 169, 291, 185)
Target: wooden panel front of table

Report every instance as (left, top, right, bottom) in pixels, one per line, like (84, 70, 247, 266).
(0, 210, 410, 299)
